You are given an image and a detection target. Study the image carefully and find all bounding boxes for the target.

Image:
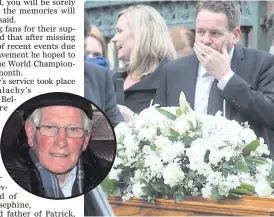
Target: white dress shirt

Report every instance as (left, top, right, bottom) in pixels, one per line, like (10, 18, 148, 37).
(60, 166, 77, 197)
(194, 46, 235, 114)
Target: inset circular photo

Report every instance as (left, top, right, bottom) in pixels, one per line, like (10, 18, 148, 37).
(1, 92, 116, 199)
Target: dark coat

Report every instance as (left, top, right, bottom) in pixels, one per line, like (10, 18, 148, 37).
(3, 129, 112, 199)
(84, 61, 123, 126)
(155, 45, 274, 156)
(112, 60, 169, 114)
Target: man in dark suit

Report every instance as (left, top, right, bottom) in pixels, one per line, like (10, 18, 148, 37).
(155, 1, 274, 155)
(84, 11, 123, 126)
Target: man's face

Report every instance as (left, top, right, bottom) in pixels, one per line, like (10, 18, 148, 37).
(195, 9, 240, 53)
(25, 106, 90, 175)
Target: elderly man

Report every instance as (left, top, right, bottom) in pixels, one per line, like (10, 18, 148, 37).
(4, 93, 111, 198)
(155, 1, 274, 155)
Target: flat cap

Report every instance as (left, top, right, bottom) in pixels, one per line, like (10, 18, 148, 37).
(18, 92, 94, 120)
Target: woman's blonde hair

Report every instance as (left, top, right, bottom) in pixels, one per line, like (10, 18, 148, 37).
(90, 25, 107, 58)
(118, 4, 176, 79)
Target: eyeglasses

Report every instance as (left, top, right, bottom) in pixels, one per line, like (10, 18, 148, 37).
(36, 125, 88, 138)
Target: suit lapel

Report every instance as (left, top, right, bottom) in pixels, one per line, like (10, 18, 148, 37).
(183, 55, 199, 109)
(225, 44, 244, 119)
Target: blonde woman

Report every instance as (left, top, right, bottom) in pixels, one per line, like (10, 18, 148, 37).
(112, 4, 176, 120)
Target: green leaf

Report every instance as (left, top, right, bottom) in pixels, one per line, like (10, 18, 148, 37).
(211, 187, 223, 200)
(137, 161, 144, 169)
(169, 128, 180, 136)
(245, 156, 269, 165)
(197, 175, 207, 184)
(141, 186, 155, 196)
(242, 139, 260, 157)
(139, 178, 148, 185)
(101, 179, 120, 197)
(239, 183, 255, 193)
(174, 191, 184, 203)
(155, 108, 177, 120)
(187, 171, 197, 179)
(236, 160, 250, 173)
(168, 136, 178, 142)
(230, 188, 254, 195)
(179, 92, 187, 113)
(151, 182, 169, 193)
(169, 186, 178, 195)
(162, 193, 169, 199)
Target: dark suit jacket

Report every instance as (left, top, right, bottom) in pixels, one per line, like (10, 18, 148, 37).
(112, 60, 169, 114)
(84, 61, 124, 126)
(155, 45, 274, 155)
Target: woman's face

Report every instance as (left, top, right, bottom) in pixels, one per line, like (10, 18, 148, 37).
(86, 36, 103, 58)
(112, 14, 134, 61)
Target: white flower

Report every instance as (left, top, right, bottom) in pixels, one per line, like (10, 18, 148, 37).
(225, 174, 241, 189)
(163, 163, 185, 187)
(160, 141, 185, 163)
(207, 171, 223, 186)
(202, 184, 213, 199)
(154, 135, 172, 150)
(240, 128, 257, 144)
(132, 182, 145, 197)
(137, 126, 157, 142)
(113, 157, 123, 167)
(123, 134, 138, 158)
(108, 169, 122, 181)
(144, 154, 164, 179)
(218, 181, 231, 196)
(115, 122, 131, 141)
(209, 149, 224, 166)
(134, 170, 142, 181)
(196, 163, 212, 176)
(255, 179, 273, 197)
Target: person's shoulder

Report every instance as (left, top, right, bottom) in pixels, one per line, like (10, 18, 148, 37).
(84, 61, 108, 78)
(242, 46, 274, 60)
(166, 54, 196, 68)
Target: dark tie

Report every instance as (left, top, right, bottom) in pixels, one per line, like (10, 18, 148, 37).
(207, 79, 223, 115)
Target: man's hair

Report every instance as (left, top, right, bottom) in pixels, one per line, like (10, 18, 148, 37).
(196, 1, 241, 31)
(118, 4, 176, 79)
(27, 107, 93, 133)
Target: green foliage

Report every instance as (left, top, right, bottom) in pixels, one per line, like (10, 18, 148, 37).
(230, 183, 255, 195)
(236, 159, 250, 173)
(168, 136, 178, 142)
(101, 179, 121, 197)
(155, 108, 177, 120)
(174, 191, 184, 203)
(211, 187, 223, 200)
(245, 156, 269, 165)
(169, 128, 180, 137)
(242, 139, 260, 157)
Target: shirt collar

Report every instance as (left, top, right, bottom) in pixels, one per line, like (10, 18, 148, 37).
(61, 165, 77, 188)
(198, 45, 235, 77)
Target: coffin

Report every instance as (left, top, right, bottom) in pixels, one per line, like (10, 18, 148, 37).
(109, 196, 274, 216)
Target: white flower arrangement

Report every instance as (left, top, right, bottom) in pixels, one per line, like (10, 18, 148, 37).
(103, 92, 274, 203)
